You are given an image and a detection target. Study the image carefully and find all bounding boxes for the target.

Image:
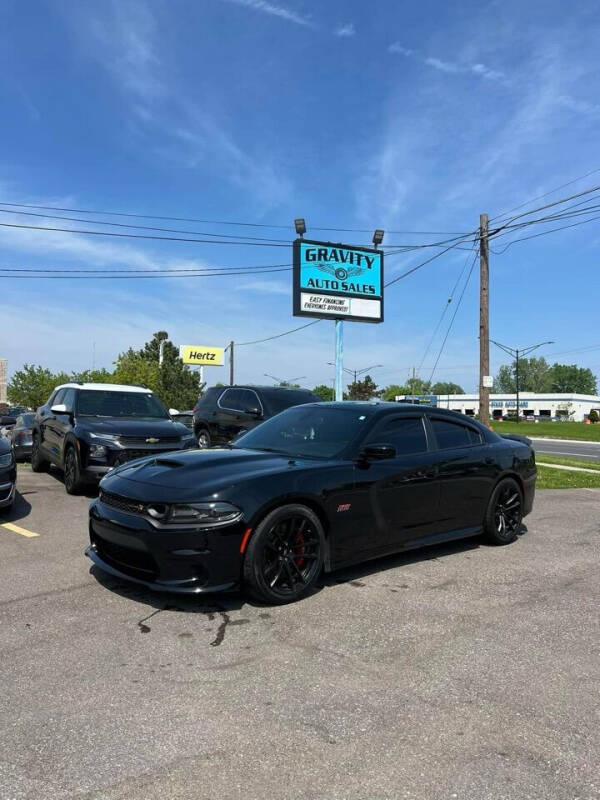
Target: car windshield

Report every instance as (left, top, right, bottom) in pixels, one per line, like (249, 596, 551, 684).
(76, 390, 168, 419)
(233, 405, 371, 459)
(264, 389, 317, 415)
(19, 413, 35, 427)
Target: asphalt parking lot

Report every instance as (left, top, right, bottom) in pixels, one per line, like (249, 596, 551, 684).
(1, 465, 598, 800)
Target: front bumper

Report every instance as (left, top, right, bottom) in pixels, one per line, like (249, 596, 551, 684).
(522, 472, 536, 517)
(13, 441, 32, 460)
(87, 498, 245, 594)
(0, 480, 16, 508)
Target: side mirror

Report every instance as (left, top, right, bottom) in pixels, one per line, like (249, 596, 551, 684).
(246, 406, 263, 419)
(51, 404, 68, 415)
(169, 408, 179, 416)
(358, 443, 397, 461)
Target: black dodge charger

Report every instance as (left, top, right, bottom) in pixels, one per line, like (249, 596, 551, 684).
(87, 402, 536, 604)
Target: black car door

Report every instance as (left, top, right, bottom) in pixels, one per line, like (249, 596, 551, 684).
(42, 388, 66, 462)
(215, 388, 253, 444)
(425, 415, 496, 533)
(347, 415, 442, 558)
(55, 388, 77, 465)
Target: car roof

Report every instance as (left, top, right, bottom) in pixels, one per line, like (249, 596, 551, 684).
(218, 385, 316, 392)
(54, 382, 151, 393)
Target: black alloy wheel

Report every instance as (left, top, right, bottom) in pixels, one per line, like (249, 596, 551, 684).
(64, 447, 84, 495)
(30, 435, 48, 473)
(243, 504, 325, 604)
(484, 478, 523, 545)
(197, 428, 211, 449)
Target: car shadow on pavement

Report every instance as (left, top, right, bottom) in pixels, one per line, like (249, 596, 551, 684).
(88, 564, 248, 615)
(43, 465, 100, 499)
(0, 491, 32, 524)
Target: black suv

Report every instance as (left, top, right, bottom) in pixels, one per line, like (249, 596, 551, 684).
(192, 385, 320, 447)
(32, 383, 197, 494)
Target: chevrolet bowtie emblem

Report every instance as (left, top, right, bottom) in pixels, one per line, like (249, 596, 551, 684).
(146, 437, 160, 444)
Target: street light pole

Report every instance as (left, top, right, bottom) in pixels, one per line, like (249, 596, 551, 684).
(490, 339, 554, 423)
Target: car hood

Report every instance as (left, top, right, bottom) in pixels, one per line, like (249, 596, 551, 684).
(101, 447, 315, 500)
(77, 417, 189, 438)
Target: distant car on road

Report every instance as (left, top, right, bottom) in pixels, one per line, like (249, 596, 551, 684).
(192, 385, 320, 448)
(31, 383, 197, 494)
(87, 402, 537, 604)
(0, 435, 16, 512)
(7, 412, 35, 461)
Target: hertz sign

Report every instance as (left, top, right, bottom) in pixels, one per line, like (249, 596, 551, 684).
(179, 345, 224, 366)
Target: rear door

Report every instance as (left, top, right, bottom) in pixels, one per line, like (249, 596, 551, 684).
(55, 388, 77, 464)
(350, 414, 442, 556)
(215, 388, 253, 443)
(426, 415, 495, 532)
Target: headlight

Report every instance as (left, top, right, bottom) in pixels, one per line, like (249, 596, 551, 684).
(168, 502, 242, 526)
(89, 433, 120, 441)
(0, 452, 14, 467)
(89, 444, 107, 459)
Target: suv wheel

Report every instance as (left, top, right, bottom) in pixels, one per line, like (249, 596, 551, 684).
(64, 446, 85, 495)
(31, 435, 48, 473)
(197, 428, 211, 449)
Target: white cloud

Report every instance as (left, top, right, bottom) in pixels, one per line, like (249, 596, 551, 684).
(334, 22, 355, 37)
(224, 0, 312, 26)
(471, 63, 505, 82)
(425, 56, 461, 74)
(388, 43, 413, 56)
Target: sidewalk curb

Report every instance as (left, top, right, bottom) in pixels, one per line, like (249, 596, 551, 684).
(530, 436, 600, 445)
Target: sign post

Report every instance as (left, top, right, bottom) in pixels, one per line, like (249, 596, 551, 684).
(292, 238, 384, 401)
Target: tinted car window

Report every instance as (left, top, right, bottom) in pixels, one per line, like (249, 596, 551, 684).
(235, 405, 371, 458)
(368, 416, 428, 455)
(239, 389, 261, 412)
(52, 389, 66, 406)
(264, 389, 318, 415)
(431, 419, 479, 449)
(62, 388, 77, 412)
(219, 389, 246, 412)
(17, 413, 35, 428)
(76, 391, 168, 418)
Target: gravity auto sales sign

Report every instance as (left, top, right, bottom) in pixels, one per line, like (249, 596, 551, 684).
(292, 239, 384, 323)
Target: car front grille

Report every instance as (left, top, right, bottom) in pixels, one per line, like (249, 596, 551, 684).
(118, 436, 181, 446)
(91, 533, 157, 578)
(99, 490, 145, 515)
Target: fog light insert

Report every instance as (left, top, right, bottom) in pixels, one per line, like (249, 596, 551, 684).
(89, 444, 107, 459)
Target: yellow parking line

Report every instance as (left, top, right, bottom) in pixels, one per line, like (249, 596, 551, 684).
(1, 522, 39, 538)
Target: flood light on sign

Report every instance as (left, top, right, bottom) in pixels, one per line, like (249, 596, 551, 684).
(294, 218, 306, 236)
(372, 229, 384, 247)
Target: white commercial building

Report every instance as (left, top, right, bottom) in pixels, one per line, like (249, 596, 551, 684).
(396, 392, 600, 423)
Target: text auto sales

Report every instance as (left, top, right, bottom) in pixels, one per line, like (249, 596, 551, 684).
(304, 247, 377, 294)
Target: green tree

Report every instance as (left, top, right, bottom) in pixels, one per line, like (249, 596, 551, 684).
(493, 357, 551, 393)
(547, 363, 597, 394)
(312, 384, 334, 401)
(70, 368, 114, 384)
(380, 384, 409, 401)
(431, 381, 465, 395)
(7, 365, 70, 410)
(114, 332, 202, 410)
(346, 374, 379, 400)
(589, 409, 599, 424)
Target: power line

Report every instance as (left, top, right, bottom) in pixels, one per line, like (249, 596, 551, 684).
(490, 167, 600, 222)
(235, 320, 322, 347)
(0, 199, 471, 236)
(0, 263, 291, 274)
(384, 235, 478, 287)
(416, 244, 477, 375)
(489, 210, 600, 254)
(490, 183, 600, 233)
(0, 266, 292, 279)
(427, 251, 478, 384)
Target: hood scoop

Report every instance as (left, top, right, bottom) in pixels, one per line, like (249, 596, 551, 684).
(151, 458, 185, 468)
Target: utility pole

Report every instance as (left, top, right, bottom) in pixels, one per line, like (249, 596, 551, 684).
(490, 339, 554, 424)
(229, 341, 234, 386)
(479, 213, 490, 426)
(515, 349, 520, 424)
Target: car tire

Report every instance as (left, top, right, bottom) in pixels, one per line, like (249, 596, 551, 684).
(243, 504, 325, 605)
(197, 428, 211, 449)
(30, 435, 48, 472)
(64, 446, 85, 495)
(484, 477, 523, 545)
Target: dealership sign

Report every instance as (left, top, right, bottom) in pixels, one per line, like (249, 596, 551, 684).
(293, 239, 384, 323)
(179, 345, 224, 366)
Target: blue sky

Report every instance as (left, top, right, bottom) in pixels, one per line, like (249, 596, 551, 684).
(1, 0, 599, 392)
